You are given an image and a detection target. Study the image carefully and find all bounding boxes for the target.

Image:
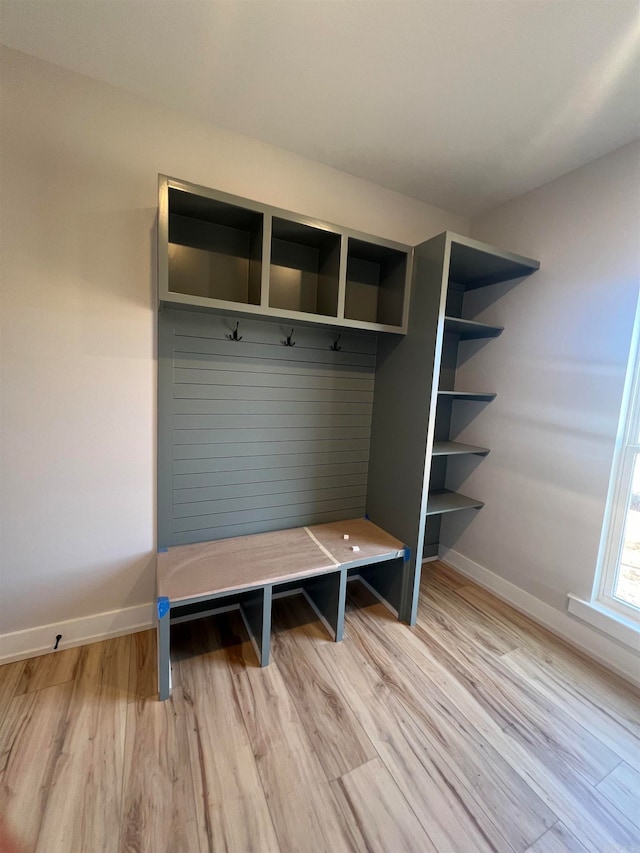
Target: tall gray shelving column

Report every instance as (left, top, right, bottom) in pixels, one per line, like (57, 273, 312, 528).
(366, 234, 449, 623)
(367, 232, 539, 624)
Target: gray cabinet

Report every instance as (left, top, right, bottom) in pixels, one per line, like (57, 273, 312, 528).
(158, 176, 412, 334)
(366, 232, 539, 623)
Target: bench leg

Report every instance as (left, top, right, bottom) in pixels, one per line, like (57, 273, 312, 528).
(303, 569, 346, 642)
(239, 585, 272, 667)
(157, 599, 171, 701)
(399, 552, 421, 626)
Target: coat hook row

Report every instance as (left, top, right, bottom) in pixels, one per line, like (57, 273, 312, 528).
(226, 324, 345, 351)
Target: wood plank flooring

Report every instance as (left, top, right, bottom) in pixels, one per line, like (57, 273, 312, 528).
(0, 561, 638, 852)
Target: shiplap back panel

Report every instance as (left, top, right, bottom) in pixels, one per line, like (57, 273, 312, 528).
(158, 309, 377, 546)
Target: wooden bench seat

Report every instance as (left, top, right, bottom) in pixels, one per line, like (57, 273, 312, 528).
(156, 518, 407, 699)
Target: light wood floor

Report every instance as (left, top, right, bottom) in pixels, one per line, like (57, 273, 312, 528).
(1, 562, 639, 853)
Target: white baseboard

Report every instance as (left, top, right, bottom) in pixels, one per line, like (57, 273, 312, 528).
(0, 602, 155, 664)
(437, 548, 640, 690)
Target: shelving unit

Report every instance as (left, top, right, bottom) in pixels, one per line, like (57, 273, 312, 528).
(157, 186, 539, 631)
(158, 176, 412, 334)
(366, 231, 538, 623)
(424, 237, 539, 561)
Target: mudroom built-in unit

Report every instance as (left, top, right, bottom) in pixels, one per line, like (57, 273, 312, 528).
(157, 176, 540, 624)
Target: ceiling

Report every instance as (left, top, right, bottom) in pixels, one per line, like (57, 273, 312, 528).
(1, 0, 639, 216)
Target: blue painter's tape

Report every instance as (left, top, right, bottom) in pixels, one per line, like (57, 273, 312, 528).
(158, 547, 169, 554)
(403, 546, 411, 563)
(157, 596, 170, 619)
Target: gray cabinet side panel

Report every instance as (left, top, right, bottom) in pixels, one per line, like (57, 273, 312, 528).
(158, 309, 377, 546)
(366, 233, 449, 622)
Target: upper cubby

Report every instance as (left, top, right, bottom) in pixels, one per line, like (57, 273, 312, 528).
(345, 238, 407, 328)
(167, 187, 263, 306)
(269, 218, 340, 318)
(158, 176, 412, 334)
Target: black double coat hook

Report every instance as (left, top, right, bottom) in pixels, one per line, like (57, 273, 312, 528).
(227, 321, 243, 341)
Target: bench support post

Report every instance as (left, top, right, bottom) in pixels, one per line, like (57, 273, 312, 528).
(157, 596, 171, 701)
(239, 585, 272, 667)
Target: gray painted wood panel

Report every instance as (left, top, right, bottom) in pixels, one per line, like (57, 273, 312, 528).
(172, 484, 368, 518)
(173, 345, 375, 370)
(173, 384, 374, 402)
(159, 309, 376, 546)
(173, 368, 373, 390)
(366, 233, 449, 623)
(174, 473, 368, 502)
(172, 413, 372, 429)
(173, 438, 370, 460)
(173, 399, 373, 416)
(175, 466, 368, 490)
(172, 496, 366, 533)
(173, 452, 370, 476)
(168, 507, 369, 546)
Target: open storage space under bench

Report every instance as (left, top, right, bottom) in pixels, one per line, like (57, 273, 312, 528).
(156, 517, 407, 699)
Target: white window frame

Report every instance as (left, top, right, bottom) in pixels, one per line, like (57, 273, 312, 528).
(568, 293, 640, 648)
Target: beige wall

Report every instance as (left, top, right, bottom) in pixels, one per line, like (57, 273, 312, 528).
(0, 46, 467, 645)
(442, 141, 640, 614)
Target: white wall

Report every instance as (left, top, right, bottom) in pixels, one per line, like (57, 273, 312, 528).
(0, 47, 467, 655)
(440, 141, 640, 678)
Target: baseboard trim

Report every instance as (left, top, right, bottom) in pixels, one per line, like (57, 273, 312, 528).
(0, 603, 155, 664)
(437, 548, 640, 689)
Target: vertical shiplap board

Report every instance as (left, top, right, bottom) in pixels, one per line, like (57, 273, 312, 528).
(158, 309, 377, 546)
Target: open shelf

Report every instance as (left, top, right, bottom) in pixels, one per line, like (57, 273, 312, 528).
(448, 235, 540, 290)
(168, 188, 263, 305)
(438, 390, 496, 401)
(426, 489, 484, 516)
(345, 238, 407, 327)
(432, 441, 490, 456)
(444, 316, 503, 339)
(269, 218, 341, 317)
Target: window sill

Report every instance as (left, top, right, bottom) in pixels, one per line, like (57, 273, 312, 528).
(567, 594, 640, 651)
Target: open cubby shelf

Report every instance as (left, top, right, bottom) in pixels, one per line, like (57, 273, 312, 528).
(159, 177, 412, 334)
(444, 316, 504, 339)
(168, 187, 263, 306)
(344, 238, 407, 328)
(432, 441, 490, 456)
(426, 490, 484, 516)
(438, 390, 496, 401)
(448, 235, 539, 289)
(269, 218, 341, 318)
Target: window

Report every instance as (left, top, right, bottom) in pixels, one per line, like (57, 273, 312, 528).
(568, 294, 640, 648)
(597, 300, 640, 621)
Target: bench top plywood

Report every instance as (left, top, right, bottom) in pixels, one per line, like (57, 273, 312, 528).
(157, 519, 405, 605)
(157, 527, 336, 604)
(307, 518, 405, 567)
